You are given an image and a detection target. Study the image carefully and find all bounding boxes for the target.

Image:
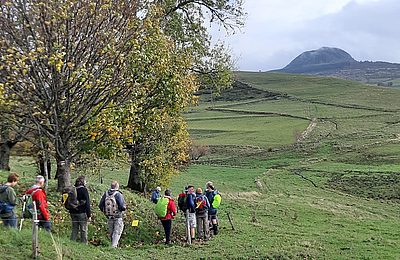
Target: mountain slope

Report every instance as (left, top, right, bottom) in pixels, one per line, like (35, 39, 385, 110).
(273, 47, 400, 85)
(280, 47, 357, 73)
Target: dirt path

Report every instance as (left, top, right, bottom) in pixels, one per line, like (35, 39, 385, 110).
(297, 118, 317, 141)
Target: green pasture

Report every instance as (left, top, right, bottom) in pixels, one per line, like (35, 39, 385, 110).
(216, 98, 385, 119)
(188, 115, 309, 148)
(236, 72, 400, 111)
(2, 72, 400, 259)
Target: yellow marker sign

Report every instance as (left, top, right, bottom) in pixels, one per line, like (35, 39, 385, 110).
(62, 194, 68, 204)
(131, 220, 139, 227)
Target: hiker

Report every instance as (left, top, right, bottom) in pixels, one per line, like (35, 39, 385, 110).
(68, 176, 91, 244)
(99, 180, 126, 248)
(150, 186, 161, 204)
(0, 173, 19, 228)
(157, 189, 177, 245)
(205, 182, 221, 235)
(186, 185, 197, 241)
(25, 175, 51, 232)
(195, 187, 210, 240)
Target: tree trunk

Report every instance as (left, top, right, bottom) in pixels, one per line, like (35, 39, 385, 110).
(128, 158, 144, 192)
(0, 142, 12, 171)
(38, 154, 51, 179)
(127, 143, 144, 192)
(56, 159, 71, 192)
(42, 153, 50, 191)
(0, 141, 17, 171)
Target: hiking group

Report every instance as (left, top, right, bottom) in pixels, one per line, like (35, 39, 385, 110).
(0, 174, 51, 231)
(153, 181, 222, 245)
(0, 172, 221, 248)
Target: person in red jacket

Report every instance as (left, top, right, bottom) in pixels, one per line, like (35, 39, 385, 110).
(159, 189, 177, 245)
(25, 176, 51, 232)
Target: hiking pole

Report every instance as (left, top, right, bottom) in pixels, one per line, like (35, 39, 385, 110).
(19, 198, 26, 231)
(185, 209, 191, 245)
(226, 211, 235, 231)
(32, 201, 39, 259)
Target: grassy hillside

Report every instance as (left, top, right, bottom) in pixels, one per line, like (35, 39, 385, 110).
(1, 72, 400, 259)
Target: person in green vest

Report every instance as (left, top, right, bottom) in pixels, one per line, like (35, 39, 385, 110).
(205, 181, 222, 236)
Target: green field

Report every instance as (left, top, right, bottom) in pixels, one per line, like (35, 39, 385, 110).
(1, 72, 400, 259)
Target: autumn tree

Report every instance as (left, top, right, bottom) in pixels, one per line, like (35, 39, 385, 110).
(0, 0, 141, 190)
(93, 1, 245, 192)
(86, 14, 198, 191)
(0, 0, 244, 192)
(120, 0, 245, 191)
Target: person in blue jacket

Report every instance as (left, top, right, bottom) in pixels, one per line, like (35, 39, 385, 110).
(150, 186, 161, 204)
(185, 185, 197, 240)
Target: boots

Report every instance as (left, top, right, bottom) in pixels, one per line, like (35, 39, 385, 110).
(212, 224, 219, 235)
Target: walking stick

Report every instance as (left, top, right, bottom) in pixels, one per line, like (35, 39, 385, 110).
(32, 201, 39, 259)
(185, 209, 191, 245)
(19, 199, 26, 231)
(226, 211, 235, 231)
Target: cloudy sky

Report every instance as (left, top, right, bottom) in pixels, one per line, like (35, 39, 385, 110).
(211, 0, 400, 71)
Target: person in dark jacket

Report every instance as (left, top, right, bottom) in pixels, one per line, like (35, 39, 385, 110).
(186, 185, 196, 240)
(25, 175, 51, 232)
(159, 189, 177, 245)
(69, 176, 91, 244)
(99, 181, 126, 248)
(0, 173, 19, 228)
(205, 182, 219, 235)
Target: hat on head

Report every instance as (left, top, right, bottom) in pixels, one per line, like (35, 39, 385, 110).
(156, 186, 161, 192)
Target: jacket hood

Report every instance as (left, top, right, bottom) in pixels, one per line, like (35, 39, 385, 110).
(0, 184, 9, 193)
(26, 185, 42, 195)
(107, 189, 119, 196)
(164, 195, 174, 201)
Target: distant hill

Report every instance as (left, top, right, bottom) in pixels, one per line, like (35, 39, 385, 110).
(272, 47, 400, 86)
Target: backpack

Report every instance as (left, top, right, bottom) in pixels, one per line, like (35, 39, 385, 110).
(104, 192, 119, 217)
(23, 189, 41, 219)
(177, 193, 187, 212)
(155, 197, 169, 218)
(62, 187, 79, 210)
(0, 201, 14, 214)
(211, 193, 222, 209)
(195, 195, 208, 214)
(0, 187, 14, 214)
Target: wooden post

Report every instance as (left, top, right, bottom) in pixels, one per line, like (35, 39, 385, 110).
(185, 209, 191, 245)
(32, 201, 39, 258)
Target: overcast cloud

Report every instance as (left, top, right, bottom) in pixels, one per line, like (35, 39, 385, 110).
(212, 0, 400, 71)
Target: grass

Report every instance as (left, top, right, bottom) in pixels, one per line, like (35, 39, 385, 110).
(236, 72, 400, 111)
(189, 115, 309, 148)
(1, 72, 400, 259)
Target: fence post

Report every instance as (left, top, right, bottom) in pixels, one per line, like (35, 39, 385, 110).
(32, 201, 39, 258)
